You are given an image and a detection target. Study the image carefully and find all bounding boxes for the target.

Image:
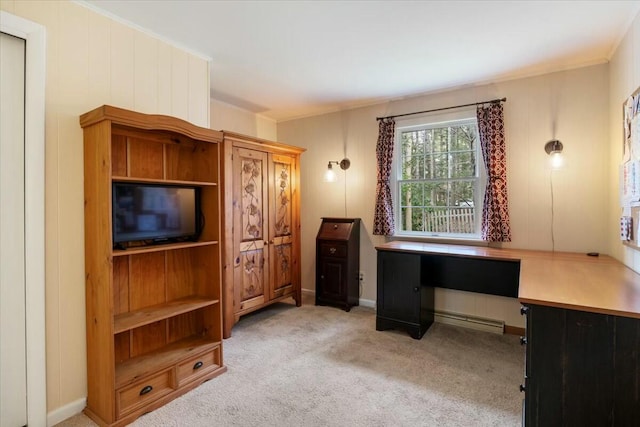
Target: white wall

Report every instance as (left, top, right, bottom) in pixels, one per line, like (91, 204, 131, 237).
(278, 64, 611, 328)
(211, 98, 277, 140)
(609, 12, 640, 269)
(0, 0, 211, 422)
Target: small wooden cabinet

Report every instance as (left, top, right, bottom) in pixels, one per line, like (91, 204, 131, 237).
(521, 304, 640, 426)
(81, 106, 226, 427)
(220, 132, 305, 338)
(315, 218, 361, 311)
(376, 250, 434, 339)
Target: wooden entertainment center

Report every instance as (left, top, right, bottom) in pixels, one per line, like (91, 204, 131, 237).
(81, 106, 227, 426)
(376, 241, 640, 426)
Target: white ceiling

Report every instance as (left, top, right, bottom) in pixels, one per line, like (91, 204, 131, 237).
(80, 0, 640, 122)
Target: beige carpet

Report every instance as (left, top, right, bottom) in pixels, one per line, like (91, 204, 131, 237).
(58, 299, 524, 426)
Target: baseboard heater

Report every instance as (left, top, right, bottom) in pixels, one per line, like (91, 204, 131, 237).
(434, 310, 505, 334)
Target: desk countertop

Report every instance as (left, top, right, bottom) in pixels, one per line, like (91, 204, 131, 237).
(375, 241, 640, 319)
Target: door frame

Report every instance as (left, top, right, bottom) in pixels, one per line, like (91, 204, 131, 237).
(1, 10, 46, 427)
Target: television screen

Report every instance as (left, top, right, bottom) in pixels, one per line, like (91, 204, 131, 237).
(112, 182, 201, 247)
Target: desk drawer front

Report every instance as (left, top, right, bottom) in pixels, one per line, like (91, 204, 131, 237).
(423, 255, 520, 298)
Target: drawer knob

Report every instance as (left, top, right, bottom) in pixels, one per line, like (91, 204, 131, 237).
(413, 286, 419, 292)
(519, 384, 526, 393)
(520, 306, 529, 316)
(193, 361, 204, 370)
(329, 247, 336, 254)
(520, 336, 527, 346)
(139, 385, 153, 396)
(333, 224, 338, 229)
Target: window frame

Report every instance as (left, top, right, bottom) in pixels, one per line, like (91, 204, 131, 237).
(391, 115, 486, 240)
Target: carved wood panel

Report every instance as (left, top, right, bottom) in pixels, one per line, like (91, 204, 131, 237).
(233, 147, 269, 309)
(269, 154, 294, 298)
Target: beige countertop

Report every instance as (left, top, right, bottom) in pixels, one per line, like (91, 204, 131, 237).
(375, 241, 640, 319)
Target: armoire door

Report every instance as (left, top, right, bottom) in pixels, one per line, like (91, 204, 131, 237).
(268, 154, 295, 299)
(232, 147, 269, 312)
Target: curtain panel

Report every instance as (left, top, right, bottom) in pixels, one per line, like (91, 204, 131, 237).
(373, 118, 395, 236)
(477, 103, 512, 242)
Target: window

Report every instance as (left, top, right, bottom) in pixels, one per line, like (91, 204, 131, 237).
(393, 118, 484, 238)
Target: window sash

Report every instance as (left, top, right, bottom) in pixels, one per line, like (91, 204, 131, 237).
(393, 118, 483, 238)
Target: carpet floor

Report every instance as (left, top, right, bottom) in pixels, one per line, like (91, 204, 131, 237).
(57, 300, 524, 426)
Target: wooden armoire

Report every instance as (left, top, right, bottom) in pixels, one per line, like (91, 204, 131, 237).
(220, 131, 305, 338)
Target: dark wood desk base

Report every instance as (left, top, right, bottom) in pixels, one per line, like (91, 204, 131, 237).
(375, 248, 518, 339)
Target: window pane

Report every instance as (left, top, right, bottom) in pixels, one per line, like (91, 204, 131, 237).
(427, 181, 448, 206)
(450, 151, 475, 178)
(433, 154, 449, 179)
(401, 132, 427, 179)
(400, 207, 425, 232)
(450, 125, 476, 151)
(400, 182, 424, 207)
(424, 154, 434, 179)
(432, 128, 448, 153)
(451, 180, 474, 207)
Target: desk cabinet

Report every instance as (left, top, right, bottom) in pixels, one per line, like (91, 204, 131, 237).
(522, 304, 640, 426)
(315, 218, 360, 311)
(376, 250, 434, 339)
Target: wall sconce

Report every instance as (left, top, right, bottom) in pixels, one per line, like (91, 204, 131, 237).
(324, 158, 351, 182)
(544, 139, 564, 169)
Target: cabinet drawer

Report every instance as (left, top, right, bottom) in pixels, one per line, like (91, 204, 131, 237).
(117, 369, 173, 418)
(317, 221, 354, 240)
(176, 347, 221, 387)
(320, 243, 347, 258)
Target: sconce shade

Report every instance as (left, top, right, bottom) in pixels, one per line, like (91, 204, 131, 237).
(324, 162, 337, 182)
(544, 140, 563, 155)
(323, 158, 350, 182)
(544, 140, 564, 169)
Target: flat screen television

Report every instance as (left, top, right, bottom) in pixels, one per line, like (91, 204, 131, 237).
(112, 182, 202, 248)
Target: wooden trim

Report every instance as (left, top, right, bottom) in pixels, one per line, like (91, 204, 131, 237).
(222, 131, 306, 155)
(80, 105, 223, 143)
(504, 325, 525, 336)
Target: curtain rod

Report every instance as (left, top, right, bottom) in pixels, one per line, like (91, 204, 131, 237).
(376, 97, 507, 121)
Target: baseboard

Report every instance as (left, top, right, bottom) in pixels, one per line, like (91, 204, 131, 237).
(358, 298, 376, 308)
(504, 325, 525, 336)
(301, 288, 376, 309)
(303, 289, 516, 333)
(47, 397, 85, 427)
(434, 310, 504, 335)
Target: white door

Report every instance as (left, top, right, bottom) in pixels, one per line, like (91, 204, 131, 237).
(0, 30, 28, 427)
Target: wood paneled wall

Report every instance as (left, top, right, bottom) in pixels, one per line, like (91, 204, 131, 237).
(0, 0, 211, 418)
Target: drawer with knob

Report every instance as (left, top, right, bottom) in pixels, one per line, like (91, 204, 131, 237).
(176, 346, 222, 387)
(116, 368, 173, 418)
(320, 243, 347, 258)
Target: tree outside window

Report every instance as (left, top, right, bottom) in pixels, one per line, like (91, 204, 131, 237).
(396, 119, 482, 237)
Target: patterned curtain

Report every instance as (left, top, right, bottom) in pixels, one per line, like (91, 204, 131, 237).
(373, 118, 395, 236)
(477, 103, 512, 242)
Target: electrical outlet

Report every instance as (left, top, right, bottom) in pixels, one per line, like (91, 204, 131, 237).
(359, 271, 364, 282)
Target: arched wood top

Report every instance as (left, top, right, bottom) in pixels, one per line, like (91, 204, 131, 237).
(221, 130, 306, 155)
(80, 105, 223, 143)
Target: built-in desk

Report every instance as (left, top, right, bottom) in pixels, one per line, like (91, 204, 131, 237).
(375, 241, 640, 426)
